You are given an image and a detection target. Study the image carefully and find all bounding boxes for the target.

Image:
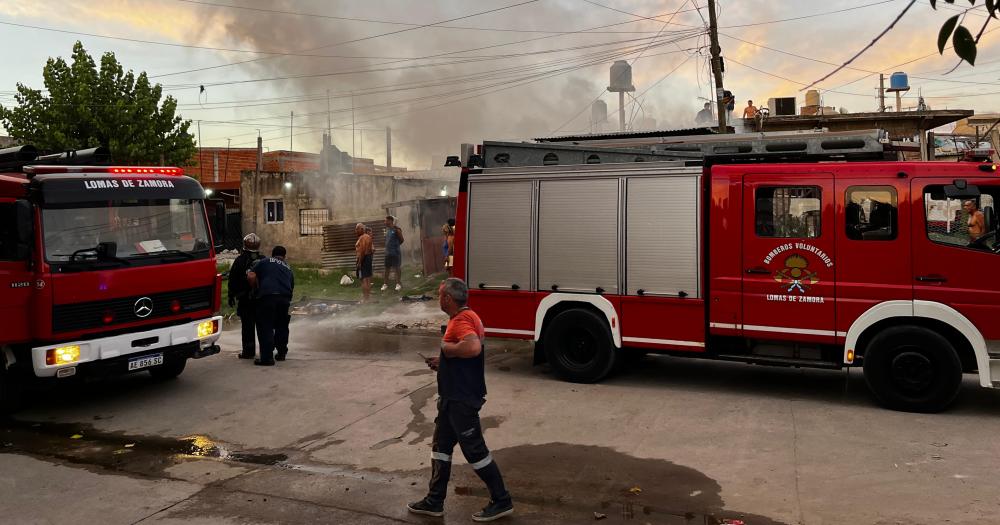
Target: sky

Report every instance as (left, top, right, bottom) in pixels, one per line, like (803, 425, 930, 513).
(0, 0, 998, 169)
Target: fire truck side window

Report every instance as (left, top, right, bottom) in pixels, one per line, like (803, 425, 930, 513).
(925, 185, 999, 251)
(0, 203, 19, 260)
(755, 186, 821, 238)
(845, 186, 897, 241)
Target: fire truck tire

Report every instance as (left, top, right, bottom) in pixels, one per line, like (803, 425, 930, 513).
(862, 326, 962, 413)
(0, 364, 24, 414)
(542, 308, 616, 383)
(149, 357, 187, 381)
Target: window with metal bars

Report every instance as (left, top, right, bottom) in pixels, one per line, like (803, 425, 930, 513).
(300, 208, 329, 235)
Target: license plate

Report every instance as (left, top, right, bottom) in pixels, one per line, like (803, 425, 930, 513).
(128, 353, 163, 371)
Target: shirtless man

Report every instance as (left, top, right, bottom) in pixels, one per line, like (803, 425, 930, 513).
(965, 200, 986, 241)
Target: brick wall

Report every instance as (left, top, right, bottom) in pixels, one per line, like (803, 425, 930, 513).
(181, 149, 321, 182)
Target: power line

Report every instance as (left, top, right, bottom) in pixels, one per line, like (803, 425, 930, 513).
(173, 0, 710, 32)
(149, 0, 541, 79)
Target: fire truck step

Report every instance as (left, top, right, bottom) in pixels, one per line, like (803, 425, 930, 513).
(715, 354, 842, 370)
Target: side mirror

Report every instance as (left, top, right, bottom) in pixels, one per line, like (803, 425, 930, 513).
(14, 199, 32, 260)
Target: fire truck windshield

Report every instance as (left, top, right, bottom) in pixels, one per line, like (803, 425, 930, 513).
(42, 198, 211, 266)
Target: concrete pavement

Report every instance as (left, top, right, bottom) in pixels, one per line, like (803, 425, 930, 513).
(3, 307, 1000, 524)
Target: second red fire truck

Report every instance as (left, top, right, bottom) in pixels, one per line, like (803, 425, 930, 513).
(0, 146, 224, 411)
(454, 131, 1000, 412)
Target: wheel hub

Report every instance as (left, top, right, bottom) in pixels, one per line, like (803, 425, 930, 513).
(890, 350, 934, 393)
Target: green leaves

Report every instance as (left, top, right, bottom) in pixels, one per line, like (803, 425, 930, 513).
(952, 24, 978, 64)
(0, 41, 195, 166)
(933, 1, 993, 66)
(939, 15, 960, 53)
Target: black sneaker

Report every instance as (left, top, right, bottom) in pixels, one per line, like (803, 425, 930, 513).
(407, 499, 444, 517)
(237, 353, 254, 360)
(472, 500, 513, 522)
(253, 359, 275, 366)
(275, 353, 287, 362)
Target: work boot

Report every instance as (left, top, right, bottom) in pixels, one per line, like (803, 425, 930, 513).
(253, 359, 274, 366)
(275, 353, 286, 362)
(407, 498, 444, 517)
(237, 353, 254, 359)
(472, 500, 514, 522)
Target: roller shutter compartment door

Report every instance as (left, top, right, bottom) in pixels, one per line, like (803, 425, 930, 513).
(538, 178, 619, 294)
(467, 181, 532, 290)
(626, 176, 700, 297)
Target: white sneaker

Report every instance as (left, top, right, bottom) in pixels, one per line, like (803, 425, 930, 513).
(380, 284, 388, 291)
(395, 284, 402, 291)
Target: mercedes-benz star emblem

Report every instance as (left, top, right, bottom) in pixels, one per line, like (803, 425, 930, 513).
(134, 297, 154, 318)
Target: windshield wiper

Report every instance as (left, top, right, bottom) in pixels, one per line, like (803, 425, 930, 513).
(55, 245, 131, 266)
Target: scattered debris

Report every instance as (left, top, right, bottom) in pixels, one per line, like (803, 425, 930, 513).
(394, 324, 409, 329)
(931, 442, 948, 448)
(932, 455, 943, 460)
(124, 443, 135, 448)
(340, 275, 355, 286)
(720, 520, 746, 525)
(401, 294, 432, 302)
(628, 486, 642, 495)
(593, 512, 607, 520)
(70, 434, 83, 439)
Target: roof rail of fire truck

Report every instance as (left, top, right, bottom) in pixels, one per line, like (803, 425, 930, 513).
(479, 129, 892, 168)
(0, 145, 111, 173)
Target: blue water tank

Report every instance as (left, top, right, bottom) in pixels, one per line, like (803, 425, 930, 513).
(889, 71, 909, 91)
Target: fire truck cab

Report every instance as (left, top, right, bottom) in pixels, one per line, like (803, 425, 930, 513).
(0, 146, 223, 410)
(456, 134, 1000, 412)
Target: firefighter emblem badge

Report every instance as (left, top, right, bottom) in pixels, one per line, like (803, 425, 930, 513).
(773, 254, 818, 294)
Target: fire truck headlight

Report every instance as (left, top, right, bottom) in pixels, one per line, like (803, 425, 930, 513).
(46, 345, 81, 366)
(197, 320, 219, 338)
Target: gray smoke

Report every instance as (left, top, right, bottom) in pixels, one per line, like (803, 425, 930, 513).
(183, 0, 708, 169)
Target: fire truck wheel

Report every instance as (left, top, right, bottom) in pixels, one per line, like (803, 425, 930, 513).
(542, 308, 616, 383)
(149, 358, 187, 381)
(862, 326, 962, 413)
(0, 363, 24, 414)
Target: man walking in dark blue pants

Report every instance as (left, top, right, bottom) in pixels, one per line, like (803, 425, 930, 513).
(247, 246, 294, 366)
(408, 278, 513, 522)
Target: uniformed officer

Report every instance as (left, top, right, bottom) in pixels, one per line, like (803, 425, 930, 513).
(247, 246, 294, 366)
(227, 233, 262, 359)
(408, 278, 513, 522)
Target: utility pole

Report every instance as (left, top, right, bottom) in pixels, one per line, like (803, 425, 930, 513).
(326, 89, 332, 137)
(223, 138, 231, 183)
(197, 120, 203, 181)
(879, 73, 886, 112)
(351, 93, 356, 158)
(386, 127, 392, 169)
(290, 111, 294, 152)
(706, 0, 729, 134)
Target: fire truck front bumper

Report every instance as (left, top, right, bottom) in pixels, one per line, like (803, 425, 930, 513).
(30, 317, 223, 378)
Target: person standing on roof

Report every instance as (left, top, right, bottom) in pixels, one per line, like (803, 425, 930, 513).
(381, 215, 404, 292)
(228, 233, 262, 360)
(695, 102, 713, 125)
(408, 278, 513, 522)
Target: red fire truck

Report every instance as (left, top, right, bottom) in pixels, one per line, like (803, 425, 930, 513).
(0, 146, 223, 411)
(455, 132, 1000, 412)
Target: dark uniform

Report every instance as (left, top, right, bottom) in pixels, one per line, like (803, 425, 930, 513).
(426, 308, 511, 510)
(250, 256, 294, 364)
(228, 250, 261, 358)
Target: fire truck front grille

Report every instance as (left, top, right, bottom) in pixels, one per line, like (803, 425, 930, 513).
(52, 286, 214, 333)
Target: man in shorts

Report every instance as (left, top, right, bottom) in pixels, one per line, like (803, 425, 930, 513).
(355, 223, 374, 302)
